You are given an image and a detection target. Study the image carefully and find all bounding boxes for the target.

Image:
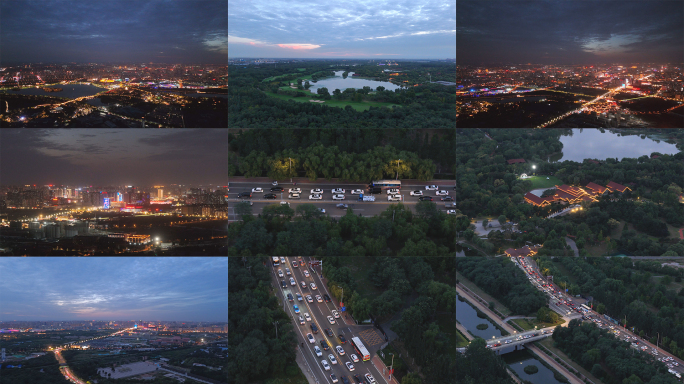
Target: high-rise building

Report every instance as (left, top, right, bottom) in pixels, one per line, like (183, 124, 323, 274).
(158, 189, 163, 199)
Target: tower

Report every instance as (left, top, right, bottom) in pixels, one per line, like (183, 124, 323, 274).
(158, 189, 163, 199)
(1, 348, 5, 361)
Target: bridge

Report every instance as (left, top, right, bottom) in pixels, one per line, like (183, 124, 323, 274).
(456, 328, 554, 355)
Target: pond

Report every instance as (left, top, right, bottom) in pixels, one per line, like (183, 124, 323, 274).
(456, 293, 503, 340)
(549, 128, 681, 162)
(503, 350, 565, 384)
(2, 84, 107, 99)
(456, 244, 481, 256)
(306, 71, 403, 94)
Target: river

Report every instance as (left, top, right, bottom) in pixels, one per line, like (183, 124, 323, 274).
(306, 71, 403, 94)
(549, 128, 681, 162)
(2, 84, 107, 99)
(456, 292, 503, 339)
(503, 350, 565, 384)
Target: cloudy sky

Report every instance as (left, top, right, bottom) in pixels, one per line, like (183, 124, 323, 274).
(0, 129, 228, 186)
(228, 0, 456, 59)
(457, 0, 684, 65)
(0, 257, 228, 321)
(0, 0, 227, 65)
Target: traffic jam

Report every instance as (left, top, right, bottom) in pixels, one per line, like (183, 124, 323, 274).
(273, 256, 380, 384)
(513, 256, 683, 379)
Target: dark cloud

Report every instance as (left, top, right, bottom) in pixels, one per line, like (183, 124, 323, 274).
(457, 0, 684, 65)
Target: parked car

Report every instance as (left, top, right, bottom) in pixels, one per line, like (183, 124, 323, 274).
(447, 210, 457, 214)
(332, 188, 345, 194)
(410, 190, 423, 196)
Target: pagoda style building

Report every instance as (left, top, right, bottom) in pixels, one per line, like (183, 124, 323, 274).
(606, 181, 631, 193)
(524, 181, 628, 207)
(505, 245, 541, 257)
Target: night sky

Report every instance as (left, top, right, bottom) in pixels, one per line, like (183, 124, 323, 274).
(0, 129, 228, 186)
(457, 0, 684, 65)
(0, 0, 228, 65)
(228, 0, 456, 59)
(0, 257, 228, 321)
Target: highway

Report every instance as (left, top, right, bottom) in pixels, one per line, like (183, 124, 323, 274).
(272, 256, 391, 384)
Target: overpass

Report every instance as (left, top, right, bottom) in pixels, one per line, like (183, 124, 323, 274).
(456, 328, 554, 355)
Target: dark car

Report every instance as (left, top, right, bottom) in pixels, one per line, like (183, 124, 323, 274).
(336, 203, 348, 209)
(320, 339, 330, 350)
(338, 334, 347, 343)
(238, 192, 252, 198)
(370, 187, 382, 194)
(441, 196, 454, 201)
(271, 186, 284, 192)
(325, 328, 334, 337)
(418, 196, 433, 201)
(324, 294, 331, 303)
(281, 280, 287, 288)
(264, 193, 277, 199)
(310, 323, 318, 333)
(353, 374, 362, 383)
(287, 293, 294, 302)
(341, 376, 351, 384)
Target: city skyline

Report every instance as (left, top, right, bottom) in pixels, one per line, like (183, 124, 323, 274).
(457, 0, 684, 65)
(0, 128, 228, 186)
(228, 0, 456, 59)
(0, 0, 228, 65)
(0, 257, 228, 321)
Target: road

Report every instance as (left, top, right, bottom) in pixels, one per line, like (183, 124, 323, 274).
(272, 256, 394, 384)
(565, 237, 579, 257)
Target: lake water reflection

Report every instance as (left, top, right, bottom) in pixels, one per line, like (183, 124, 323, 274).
(307, 71, 402, 94)
(552, 128, 680, 162)
(2, 84, 106, 99)
(504, 350, 565, 384)
(456, 293, 503, 339)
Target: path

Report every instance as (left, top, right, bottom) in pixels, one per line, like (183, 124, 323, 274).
(456, 322, 474, 341)
(231, 176, 455, 188)
(565, 236, 579, 257)
(501, 315, 536, 323)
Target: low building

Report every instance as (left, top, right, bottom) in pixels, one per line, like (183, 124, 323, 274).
(505, 245, 541, 257)
(606, 181, 631, 193)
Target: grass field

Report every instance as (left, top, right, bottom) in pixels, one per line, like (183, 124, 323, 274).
(524, 175, 563, 190)
(511, 317, 565, 331)
(262, 73, 303, 82)
(456, 271, 512, 317)
(263, 91, 402, 111)
(456, 327, 470, 347)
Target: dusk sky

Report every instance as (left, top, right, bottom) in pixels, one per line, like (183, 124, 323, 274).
(457, 0, 684, 65)
(228, 0, 456, 59)
(0, 257, 228, 321)
(0, 128, 228, 186)
(0, 0, 228, 65)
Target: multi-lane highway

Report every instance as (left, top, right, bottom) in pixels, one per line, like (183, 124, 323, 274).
(272, 256, 387, 384)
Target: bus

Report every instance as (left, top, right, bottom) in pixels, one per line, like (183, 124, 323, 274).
(581, 304, 590, 311)
(350, 336, 370, 361)
(369, 180, 401, 190)
(272, 256, 280, 267)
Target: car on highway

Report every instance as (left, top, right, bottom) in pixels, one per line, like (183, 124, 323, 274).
(388, 195, 402, 201)
(271, 186, 284, 192)
(350, 189, 364, 194)
(300, 281, 307, 289)
(272, 181, 278, 186)
(318, 208, 326, 214)
(330, 373, 338, 383)
(332, 188, 345, 194)
(314, 345, 323, 357)
(333, 194, 345, 200)
(280, 257, 286, 263)
(293, 305, 300, 313)
(292, 260, 298, 268)
(321, 339, 330, 350)
(288, 193, 301, 199)
(305, 312, 312, 321)
(324, 294, 331, 302)
(418, 196, 433, 201)
(329, 354, 338, 365)
(281, 280, 287, 288)
(238, 192, 252, 198)
(447, 210, 457, 215)
(321, 359, 330, 371)
(264, 193, 277, 199)
(290, 277, 296, 285)
(289, 188, 302, 194)
(328, 316, 336, 324)
(325, 328, 334, 337)
(310, 283, 317, 290)
(332, 310, 340, 318)
(435, 190, 449, 196)
(351, 354, 359, 363)
(311, 188, 323, 194)
(296, 293, 303, 301)
(309, 194, 322, 200)
(311, 323, 318, 333)
(336, 203, 349, 209)
(387, 188, 400, 195)
(251, 187, 263, 193)
(410, 190, 423, 196)
(341, 376, 351, 384)
(237, 200, 254, 206)
(280, 201, 289, 206)
(336, 345, 345, 355)
(345, 361, 355, 371)
(299, 315, 305, 325)
(365, 373, 376, 383)
(425, 185, 438, 190)
(338, 334, 347, 343)
(306, 295, 313, 303)
(441, 196, 454, 201)
(300, 259, 306, 267)
(304, 270, 310, 278)
(316, 295, 323, 302)
(286, 268, 291, 275)
(278, 269, 284, 277)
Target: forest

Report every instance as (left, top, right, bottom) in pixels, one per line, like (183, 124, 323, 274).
(454, 257, 548, 315)
(229, 128, 456, 181)
(552, 319, 678, 384)
(536, 256, 684, 363)
(0, 353, 70, 384)
(455, 338, 515, 384)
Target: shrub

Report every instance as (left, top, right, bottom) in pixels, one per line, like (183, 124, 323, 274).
(476, 323, 489, 330)
(523, 365, 539, 374)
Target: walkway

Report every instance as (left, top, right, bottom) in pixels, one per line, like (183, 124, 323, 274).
(456, 322, 474, 341)
(565, 237, 579, 257)
(501, 315, 536, 323)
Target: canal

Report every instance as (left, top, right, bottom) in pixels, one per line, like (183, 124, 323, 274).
(456, 292, 503, 340)
(503, 349, 566, 384)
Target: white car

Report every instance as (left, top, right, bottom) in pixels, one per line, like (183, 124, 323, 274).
(286, 268, 291, 275)
(314, 345, 322, 357)
(311, 188, 323, 194)
(288, 193, 301, 199)
(304, 270, 310, 278)
(365, 373, 376, 383)
(299, 316, 305, 325)
(388, 195, 402, 201)
(329, 354, 338, 365)
(387, 188, 400, 195)
(435, 190, 449, 196)
(350, 354, 359, 363)
(318, 208, 326, 214)
(410, 190, 423, 196)
(304, 312, 312, 321)
(332, 310, 340, 318)
(345, 361, 355, 371)
(290, 277, 296, 286)
(447, 210, 457, 214)
(307, 333, 315, 343)
(328, 316, 335, 324)
(307, 295, 313, 303)
(316, 295, 323, 302)
(332, 194, 345, 200)
(289, 188, 301, 194)
(280, 257, 286, 264)
(425, 185, 438, 190)
(321, 360, 330, 371)
(350, 189, 364, 194)
(310, 283, 317, 290)
(278, 269, 284, 277)
(309, 194, 322, 200)
(252, 187, 263, 193)
(332, 188, 345, 194)
(336, 345, 345, 355)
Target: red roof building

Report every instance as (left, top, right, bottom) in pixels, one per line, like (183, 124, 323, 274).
(505, 245, 540, 257)
(606, 181, 631, 193)
(585, 182, 609, 195)
(524, 192, 556, 207)
(507, 158, 526, 164)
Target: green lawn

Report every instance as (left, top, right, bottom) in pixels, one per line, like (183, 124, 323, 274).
(511, 317, 565, 331)
(263, 91, 402, 111)
(262, 73, 303, 82)
(524, 175, 563, 190)
(456, 327, 470, 348)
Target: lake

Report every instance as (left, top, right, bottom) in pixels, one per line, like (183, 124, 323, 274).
(503, 350, 565, 384)
(550, 128, 681, 162)
(306, 71, 402, 94)
(2, 84, 107, 99)
(456, 293, 503, 340)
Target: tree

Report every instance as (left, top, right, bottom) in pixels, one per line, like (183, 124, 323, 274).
(376, 86, 385, 92)
(497, 215, 506, 226)
(482, 219, 489, 229)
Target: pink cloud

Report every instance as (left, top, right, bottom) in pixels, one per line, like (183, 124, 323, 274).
(277, 44, 321, 50)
